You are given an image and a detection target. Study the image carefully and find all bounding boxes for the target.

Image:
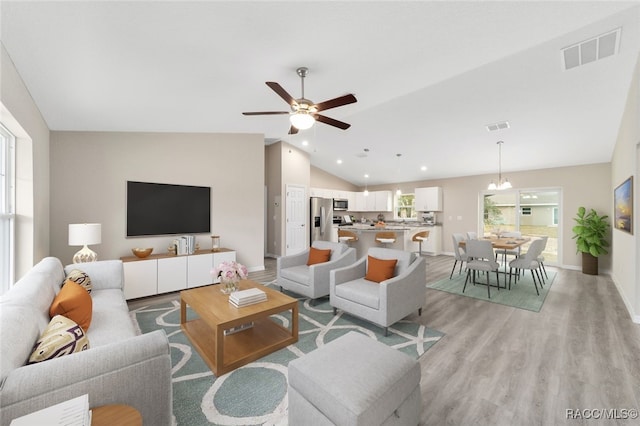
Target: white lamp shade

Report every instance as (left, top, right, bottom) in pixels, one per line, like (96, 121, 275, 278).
(69, 223, 102, 246)
(290, 112, 315, 130)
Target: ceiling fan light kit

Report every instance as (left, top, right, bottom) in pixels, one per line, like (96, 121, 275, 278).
(243, 66, 357, 133)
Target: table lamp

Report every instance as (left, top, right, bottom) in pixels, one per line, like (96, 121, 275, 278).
(69, 223, 102, 263)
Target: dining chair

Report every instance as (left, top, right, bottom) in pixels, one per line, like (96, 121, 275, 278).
(375, 231, 397, 248)
(518, 236, 549, 285)
(508, 238, 545, 295)
(466, 231, 478, 240)
(463, 239, 501, 298)
(338, 229, 358, 246)
(450, 233, 468, 279)
(495, 231, 522, 263)
(412, 230, 429, 256)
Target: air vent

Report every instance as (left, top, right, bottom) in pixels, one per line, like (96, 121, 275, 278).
(486, 121, 510, 132)
(562, 28, 621, 70)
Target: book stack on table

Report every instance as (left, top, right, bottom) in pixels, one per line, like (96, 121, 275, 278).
(229, 288, 267, 307)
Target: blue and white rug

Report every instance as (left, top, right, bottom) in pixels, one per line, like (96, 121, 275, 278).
(132, 294, 443, 426)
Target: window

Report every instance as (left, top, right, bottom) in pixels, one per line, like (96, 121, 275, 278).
(395, 193, 416, 220)
(0, 123, 15, 293)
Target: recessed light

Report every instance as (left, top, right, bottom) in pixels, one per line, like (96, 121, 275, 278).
(364, 174, 369, 178)
(337, 159, 343, 164)
(421, 166, 427, 171)
(302, 140, 309, 146)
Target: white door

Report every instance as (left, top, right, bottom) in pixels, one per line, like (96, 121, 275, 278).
(286, 184, 307, 255)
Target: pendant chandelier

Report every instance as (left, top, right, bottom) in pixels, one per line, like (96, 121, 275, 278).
(488, 141, 512, 190)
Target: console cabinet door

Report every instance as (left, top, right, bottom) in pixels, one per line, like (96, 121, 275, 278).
(187, 253, 214, 288)
(158, 256, 187, 293)
(123, 260, 158, 300)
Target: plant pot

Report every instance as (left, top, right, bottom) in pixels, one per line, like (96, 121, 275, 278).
(582, 252, 598, 275)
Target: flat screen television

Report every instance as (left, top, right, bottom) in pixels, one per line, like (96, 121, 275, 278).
(126, 181, 211, 237)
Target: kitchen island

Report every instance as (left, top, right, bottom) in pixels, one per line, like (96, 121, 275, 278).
(338, 224, 441, 258)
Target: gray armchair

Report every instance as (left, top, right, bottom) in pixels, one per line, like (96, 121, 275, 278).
(330, 248, 426, 336)
(277, 241, 356, 300)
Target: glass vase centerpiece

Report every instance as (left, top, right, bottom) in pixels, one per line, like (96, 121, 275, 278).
(212, 261, 248, 294)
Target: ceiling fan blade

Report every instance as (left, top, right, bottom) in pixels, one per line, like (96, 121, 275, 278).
(313, 94, 357, 112)
(266, 82, 296, 106)
(242, 111, 289, 116)
(288, 126, 299, 135)
(313, 114, 351, 130)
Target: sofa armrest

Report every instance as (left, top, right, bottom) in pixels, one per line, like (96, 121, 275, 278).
(64, 260, 124, 291)
(330, 256, 367, 288)
(0, 330, 172, 426)
(380, 256, 426, 322)
(277, 249, 311, 273)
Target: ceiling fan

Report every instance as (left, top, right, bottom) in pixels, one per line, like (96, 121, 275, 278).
(242, 67, 357, 134)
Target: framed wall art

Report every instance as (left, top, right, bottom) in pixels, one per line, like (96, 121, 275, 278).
(614, 176, 633, 235)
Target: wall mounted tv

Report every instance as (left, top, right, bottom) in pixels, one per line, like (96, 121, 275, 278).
(126, 181, 211, 237)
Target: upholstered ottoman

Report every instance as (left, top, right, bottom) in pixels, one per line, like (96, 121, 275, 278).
(288, 331, 421, 426)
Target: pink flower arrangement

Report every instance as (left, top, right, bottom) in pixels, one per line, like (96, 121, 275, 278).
(212, 261, 248, 283)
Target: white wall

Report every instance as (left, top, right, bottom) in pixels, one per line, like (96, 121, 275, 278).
(50, 131, 265, 272)
(610, 54, 640, 322)
(0, 43, 50, 280)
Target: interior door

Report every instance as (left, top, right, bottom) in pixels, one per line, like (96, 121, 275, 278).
(285, 184, 307, 256)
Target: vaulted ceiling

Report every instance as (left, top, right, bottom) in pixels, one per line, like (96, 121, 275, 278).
(1, 1, 639, 185)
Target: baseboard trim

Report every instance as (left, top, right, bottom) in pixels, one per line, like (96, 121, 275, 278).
(610, 272, 640, 324)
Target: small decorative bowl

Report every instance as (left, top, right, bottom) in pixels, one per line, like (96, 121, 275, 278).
(132, 248, 153, 258)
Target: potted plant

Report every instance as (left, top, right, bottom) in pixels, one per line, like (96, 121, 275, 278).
(572, 206, 610, 275)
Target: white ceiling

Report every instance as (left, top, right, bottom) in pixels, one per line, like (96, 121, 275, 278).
(1, 1, 639, 186)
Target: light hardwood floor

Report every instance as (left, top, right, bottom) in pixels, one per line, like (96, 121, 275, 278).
(417, 255, 640, 426)
(129, 256, 640, 425)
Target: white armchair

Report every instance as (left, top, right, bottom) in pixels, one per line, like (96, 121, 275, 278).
(329, 248, 426, 336)
(277, 241, 357, 300)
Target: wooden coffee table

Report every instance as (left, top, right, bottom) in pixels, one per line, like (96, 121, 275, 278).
(180, 280, 298, 376)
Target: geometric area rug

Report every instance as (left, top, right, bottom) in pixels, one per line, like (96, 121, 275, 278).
(131, 295, 444, 426)
(428, 270, 556, 312)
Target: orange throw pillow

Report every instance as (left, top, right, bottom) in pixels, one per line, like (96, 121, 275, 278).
(365, 256, 398, 283)
(307, 247, 332, 266)
(49, 280, 93, 331)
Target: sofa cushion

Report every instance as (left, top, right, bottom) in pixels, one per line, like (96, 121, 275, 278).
(28, 315, 90, 364)
(280, 265, 311, 286)
(365, 256, 397, 283)
(49, 281, 93, 331)
(335, 278, 379, 310)
(307, 247, 332, 266)
(64, 269, 92, 293)
(87, 289, 137, 347)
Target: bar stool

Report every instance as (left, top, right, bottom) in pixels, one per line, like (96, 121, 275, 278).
(338, 229, 358, 246)
(375, 231, 397, 248)
(412, 230, 429, 256)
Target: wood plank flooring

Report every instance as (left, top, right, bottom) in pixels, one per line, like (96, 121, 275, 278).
(418, 255, 640, 426)
(128, 255, 640, 425)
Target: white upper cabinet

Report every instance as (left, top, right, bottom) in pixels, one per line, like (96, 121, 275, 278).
(375, 191, 392, 212)
(414, 187, 443, 211)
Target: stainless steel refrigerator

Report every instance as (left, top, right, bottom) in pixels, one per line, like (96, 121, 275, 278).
(310, 197, 333, 243)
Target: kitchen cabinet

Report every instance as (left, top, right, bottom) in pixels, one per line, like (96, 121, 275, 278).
(122, 249, 236, 299)
(331, 224, 339, 243)
(351, 190, 392, 212)
(414, 187, 443, 211)
(375, 191, 392, 212)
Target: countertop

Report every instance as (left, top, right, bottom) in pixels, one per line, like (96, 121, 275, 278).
(340, 224, 437, 231)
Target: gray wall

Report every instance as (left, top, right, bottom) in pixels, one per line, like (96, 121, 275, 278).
(50, 131, 265, 272)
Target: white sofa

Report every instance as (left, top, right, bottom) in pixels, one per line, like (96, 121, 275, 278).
(330, 248, 426, 335)
(277, 241, 357, 300)
(0, 257, 172, 425)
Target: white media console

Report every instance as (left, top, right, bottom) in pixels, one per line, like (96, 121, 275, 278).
(120, 248, 236, 299)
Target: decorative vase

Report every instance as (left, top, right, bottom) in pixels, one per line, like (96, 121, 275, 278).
(220, 277, 240, 294)
(582, 252, 598, 275)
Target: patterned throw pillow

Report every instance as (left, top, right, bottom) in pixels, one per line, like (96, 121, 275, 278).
(50, 281, 93, 331)
(64, 269, 92, 293)
(28, 315, 90, 364)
